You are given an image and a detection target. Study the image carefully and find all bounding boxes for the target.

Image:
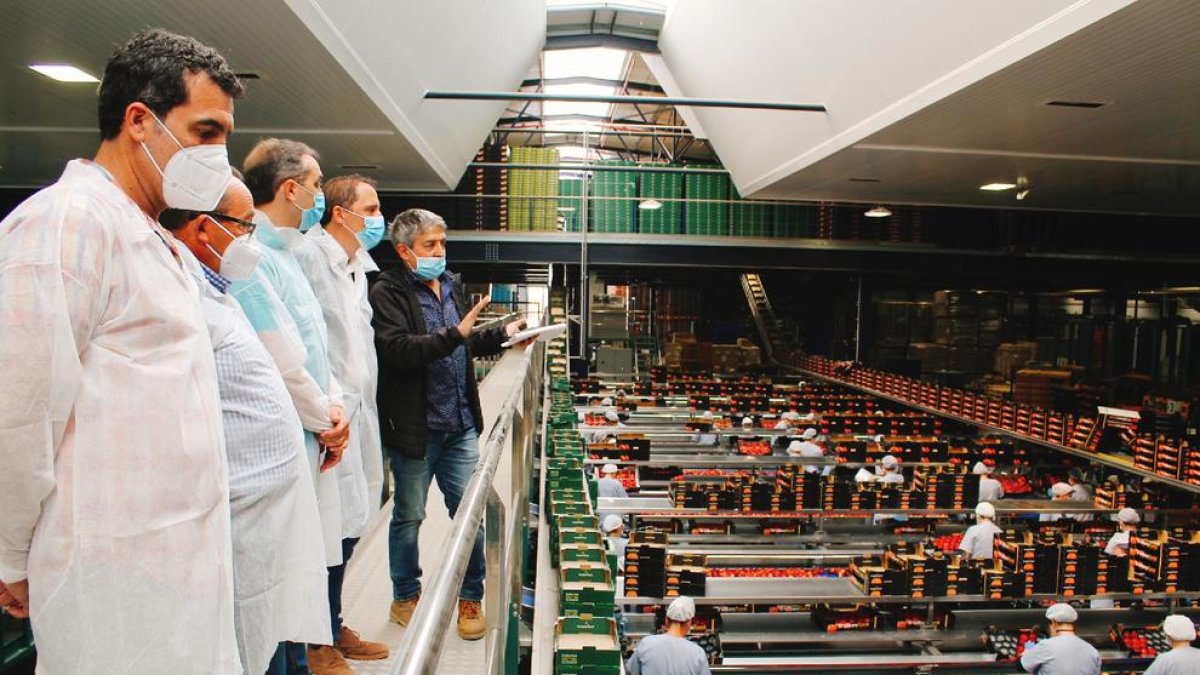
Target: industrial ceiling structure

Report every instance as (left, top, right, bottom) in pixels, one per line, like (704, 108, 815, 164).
(3, 0, 1199, 215)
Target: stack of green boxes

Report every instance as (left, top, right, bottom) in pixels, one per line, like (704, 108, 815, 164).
(558, 177, 584, 232)
(590, 160, 637, 233)
(508, 146, 560, 231)
(729, 185, 774, 238)
(684, 166, 731, 236)
(773, 203, 818, 238)
(637, 164, 683, 235)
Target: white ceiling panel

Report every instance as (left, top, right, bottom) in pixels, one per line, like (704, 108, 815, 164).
(657, 0, 1133, 197)
(286, 0, 545, 188)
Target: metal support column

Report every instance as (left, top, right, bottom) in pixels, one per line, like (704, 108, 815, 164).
(854, 275, 864, 362)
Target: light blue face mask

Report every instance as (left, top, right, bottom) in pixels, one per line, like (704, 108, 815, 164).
(411, 255, 446, 281)
(338, 210, 385, 250)
(294, 183, 325, 232)
(357, 214, 386, 250)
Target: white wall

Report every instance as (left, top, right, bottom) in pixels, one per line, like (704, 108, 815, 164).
(285, 0, 545, 188)
(657, 0, 1133, 196)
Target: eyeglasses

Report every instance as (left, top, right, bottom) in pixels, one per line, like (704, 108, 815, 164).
(200, 212, 257, 233)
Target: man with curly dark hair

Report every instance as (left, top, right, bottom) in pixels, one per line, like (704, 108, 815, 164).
(0, 28, 245, 673)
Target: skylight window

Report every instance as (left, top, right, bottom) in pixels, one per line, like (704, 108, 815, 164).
(541, 47, 628, 130)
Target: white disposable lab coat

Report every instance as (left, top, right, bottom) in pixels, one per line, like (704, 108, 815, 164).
(232, 212, 344, 566)
(181, 247, 331, 673)
(0, 160, 239, 674)
(294, 227, 385, 538)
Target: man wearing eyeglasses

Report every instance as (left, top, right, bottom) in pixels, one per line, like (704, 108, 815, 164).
(241, 138, 356, 675)
(160, 175, 332, 675)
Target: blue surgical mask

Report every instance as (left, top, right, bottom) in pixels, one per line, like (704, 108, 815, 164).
(294, 184, 325, 232)
(357, 214, 386, 250)
(411, 256, 446, 281)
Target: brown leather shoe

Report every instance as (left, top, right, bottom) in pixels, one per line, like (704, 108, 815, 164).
(457, 599, 485, 641)
(335, 625, 389, 660)
(390, 594, 420, 626)
(307, 645, 355, 675)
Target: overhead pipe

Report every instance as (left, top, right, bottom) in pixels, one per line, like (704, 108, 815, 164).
(426, 90, 827, 112)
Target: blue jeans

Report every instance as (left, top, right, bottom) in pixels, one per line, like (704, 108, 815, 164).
(388, 428, 486, 602)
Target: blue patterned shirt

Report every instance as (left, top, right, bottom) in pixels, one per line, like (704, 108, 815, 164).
(409, 272, 474, 432)
(201, 262, 230, 294)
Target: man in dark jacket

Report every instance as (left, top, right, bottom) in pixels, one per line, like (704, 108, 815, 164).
(369, 208, 526, 641)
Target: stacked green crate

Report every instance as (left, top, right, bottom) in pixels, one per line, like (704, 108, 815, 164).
(507, 147, 559, 231)
(684, 166, 731, 236)
(636, 164, 683, 234)
(590, 160, 636, 233)
(729, 185, 775, 238)
(558, 177, 584, 232)
(774, 202, 819, 238)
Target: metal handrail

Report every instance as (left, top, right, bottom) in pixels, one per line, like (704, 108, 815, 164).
(392, 342, 544, 675)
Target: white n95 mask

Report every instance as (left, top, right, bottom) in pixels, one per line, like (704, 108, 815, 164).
(205, 216, 262, 280)
(141, 111, 232, 211)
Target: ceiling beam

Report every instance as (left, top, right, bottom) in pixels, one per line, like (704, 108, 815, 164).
(427, 91, 827, 112)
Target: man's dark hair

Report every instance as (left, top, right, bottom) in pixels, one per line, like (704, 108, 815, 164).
(97, 28, 244, 140)
(242, 138, 320, 206)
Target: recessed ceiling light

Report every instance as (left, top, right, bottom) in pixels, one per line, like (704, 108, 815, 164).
(864, 206, 892, 218)
(29, 64, 98, 83)
(980, 182, 1017, 191)
(638, 199, 663, 211)
(848, 177, 882, 183)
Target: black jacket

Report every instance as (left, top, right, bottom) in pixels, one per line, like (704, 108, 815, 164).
(370, 268, 507, 459)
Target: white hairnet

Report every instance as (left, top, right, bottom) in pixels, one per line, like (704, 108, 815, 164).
(802, 428, 818, 440)
(701, 411, 714, 419)
(784, 411, 801, 420)
(601, 397, 613, 406)
(605, 410, 620, 422)
(602, 515, 624, 533)
(1045, 603, 1078, 623)
(741, 416, 754, 426)
(1163, 615, 1197, 642)
(616, 389, 627, 397)
(774, 420, 789, 430)
(972, 461, 992, 475)
(976, 502, 996, 519)
(1050, 482, 1073, 497)
(601, 463, 618, 475)
(1117, 507, 1140, 525)
(882, 454, 899, 470)
(666, 596, 696, 622)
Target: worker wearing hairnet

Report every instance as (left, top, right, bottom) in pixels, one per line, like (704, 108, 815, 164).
(692, 411, 718, 446)
(1040, 482, 1076, 523)
(974, 461, 1006, 503)
(878, 455, 905, 484)
(1090, 508, 1141, 609)
(1020, 603, 1101, 675)
(626, 596, 712, 675)
(162, 179, 334, 673)
(598, 464, 630, 500)
(602, 515, 628, 562)
(1143, 615, 1200, 675)
(959, 503, 1003, 561)
(0, 30, 239, 672)
(788, 428, 826, 474)
(292, 174, 392, 661)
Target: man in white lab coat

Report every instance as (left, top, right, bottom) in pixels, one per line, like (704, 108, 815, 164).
(0, 29, 243, 673)
(240, 138, 355, 675)
(161, 178, 334, 674)
(292, 174, 390, 663)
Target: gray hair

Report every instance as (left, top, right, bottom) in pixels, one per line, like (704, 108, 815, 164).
(388, 208, 447, 247)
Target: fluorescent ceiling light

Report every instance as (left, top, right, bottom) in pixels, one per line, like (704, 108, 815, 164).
(864, 206, 891, 218)
(638, 199, 663, 210)
(29, 64, 98, 83)
(980, 182, 1017, 191)
(557, 206, 576, 213)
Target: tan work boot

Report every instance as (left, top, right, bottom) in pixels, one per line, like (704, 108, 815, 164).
(307, 645, 355, 675)
(390, 594, 420, 626)
(335, 625, 389, 660)
(457, 599, 485, 641)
